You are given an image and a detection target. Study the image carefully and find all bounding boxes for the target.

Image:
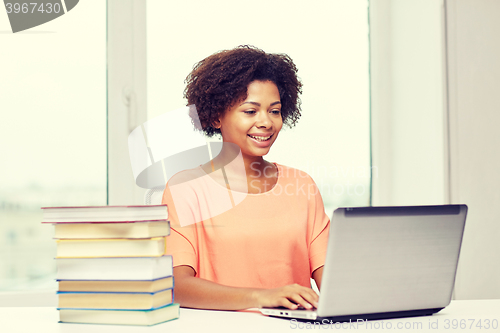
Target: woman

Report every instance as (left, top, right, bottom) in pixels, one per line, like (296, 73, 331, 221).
(162, 45, 330, 310)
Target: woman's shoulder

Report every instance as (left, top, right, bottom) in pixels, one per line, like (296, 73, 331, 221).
(166, 165, 205, 187)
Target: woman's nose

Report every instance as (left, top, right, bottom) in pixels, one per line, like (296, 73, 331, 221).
(255, 110, 272, 128)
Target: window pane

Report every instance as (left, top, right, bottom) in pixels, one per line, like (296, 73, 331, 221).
(146, 0, 371, 213)
(0, 2, 106, 291)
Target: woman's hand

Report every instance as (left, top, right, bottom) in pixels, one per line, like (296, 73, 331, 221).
(252, 284, 319, 310)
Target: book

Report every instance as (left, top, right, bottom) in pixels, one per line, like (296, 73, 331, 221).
(53, 220, 170, 239)
(56, 237, 166, 258)
(41, 205, 167, 223)
(56, 256, 173, 280)
(58, 288, 173, 310)
(59, 303, 180, 326)
(58, 276, 174, 293)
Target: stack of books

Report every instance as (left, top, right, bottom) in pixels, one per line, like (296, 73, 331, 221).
(42, 205, 179, 326)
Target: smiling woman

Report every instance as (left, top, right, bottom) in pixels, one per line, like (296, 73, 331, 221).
(212, 80, 283, 194)
(162, 46, 330, 311)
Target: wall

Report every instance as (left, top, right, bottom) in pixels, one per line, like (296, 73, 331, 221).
(370, 0, 500, 299)
(445, 0, 500, 300)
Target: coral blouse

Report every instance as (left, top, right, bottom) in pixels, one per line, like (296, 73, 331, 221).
(161, 163, 330, 288)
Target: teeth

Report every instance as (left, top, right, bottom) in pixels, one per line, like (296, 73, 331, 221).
(249, 135, 272, 141)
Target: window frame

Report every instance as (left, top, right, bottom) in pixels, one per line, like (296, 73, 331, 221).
(107, 0, 148, 205)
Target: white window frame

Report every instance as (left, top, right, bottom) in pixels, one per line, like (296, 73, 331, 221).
(107, 0, 148, 205)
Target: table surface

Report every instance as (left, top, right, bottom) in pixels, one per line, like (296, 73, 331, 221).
(0, 298, 499, 333)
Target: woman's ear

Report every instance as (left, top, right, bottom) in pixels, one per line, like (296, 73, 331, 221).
(213, 119, 221, 129)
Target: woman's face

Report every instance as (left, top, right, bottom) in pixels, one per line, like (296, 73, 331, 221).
(217, 80, 283, 159)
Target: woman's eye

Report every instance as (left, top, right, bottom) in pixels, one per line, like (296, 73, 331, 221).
(271, 110, 281, 114)
(243, 110, 256, 114)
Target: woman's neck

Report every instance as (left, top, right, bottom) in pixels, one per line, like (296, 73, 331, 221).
(213, 143, 274, 179)
(243, 157, 271, 179)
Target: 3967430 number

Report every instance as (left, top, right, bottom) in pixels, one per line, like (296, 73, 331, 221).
(5, 2, 61, 14)
(444, 319, 499, 330)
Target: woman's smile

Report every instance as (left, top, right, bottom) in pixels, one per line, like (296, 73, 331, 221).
(247, 133, 274, 148)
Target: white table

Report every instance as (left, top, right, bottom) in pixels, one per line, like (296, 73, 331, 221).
(0, 291, 498, 333)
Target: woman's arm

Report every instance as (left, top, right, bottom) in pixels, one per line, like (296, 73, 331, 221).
(174, 265, 319, 310)
(312, 266, 324, 290)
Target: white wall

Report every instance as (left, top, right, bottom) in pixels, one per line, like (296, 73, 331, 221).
(445, 0, 500, 300)
(370, 0, 500, 299)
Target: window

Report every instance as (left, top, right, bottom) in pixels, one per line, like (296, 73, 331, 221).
(146, 0, 371, 213)
(0, 1, 106, 291)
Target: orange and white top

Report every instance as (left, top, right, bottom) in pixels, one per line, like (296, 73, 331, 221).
(162, 163, 330, 289)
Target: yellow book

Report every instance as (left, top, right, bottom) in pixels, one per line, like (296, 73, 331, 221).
(56, 237, 166, 258)
(58, 289, 173, 310)
(53, 220, 170, 239)
(58, 276, 174, 293)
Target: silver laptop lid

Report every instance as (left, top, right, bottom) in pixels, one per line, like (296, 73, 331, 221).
(317, 205, 467, 318)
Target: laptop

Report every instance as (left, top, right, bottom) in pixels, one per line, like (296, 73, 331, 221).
(260, 204, 467, 322)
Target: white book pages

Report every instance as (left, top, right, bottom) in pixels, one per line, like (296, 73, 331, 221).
(56, 255, 173, 280)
